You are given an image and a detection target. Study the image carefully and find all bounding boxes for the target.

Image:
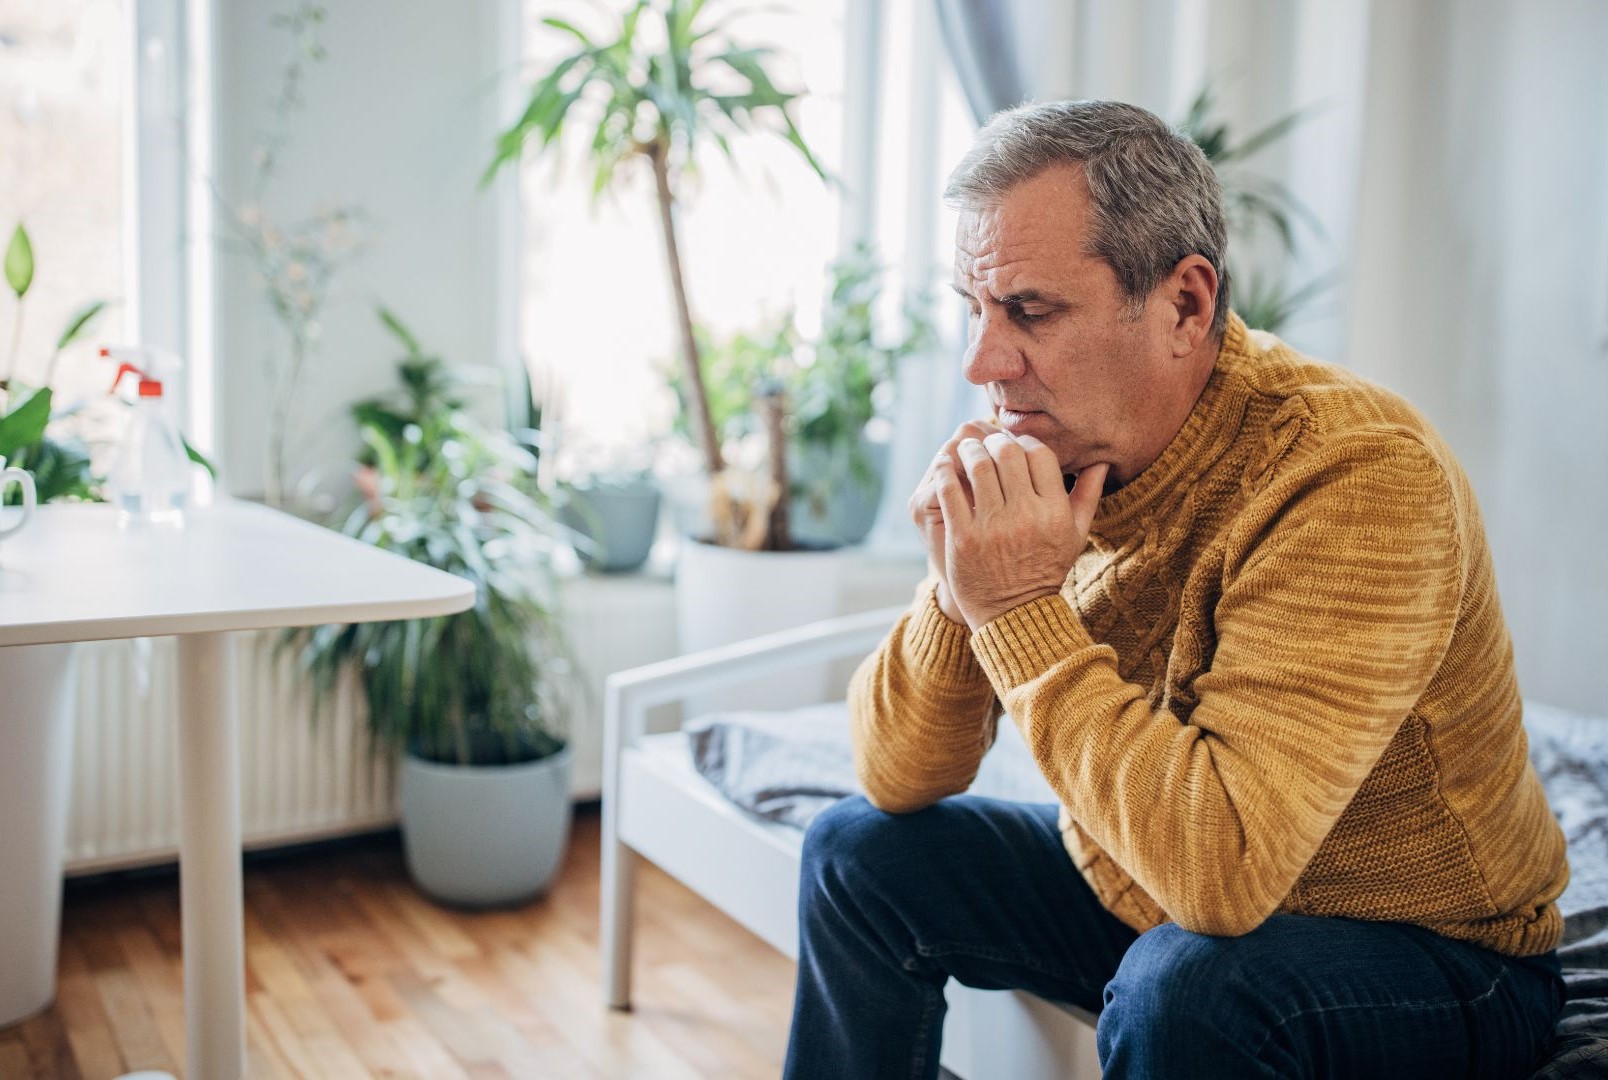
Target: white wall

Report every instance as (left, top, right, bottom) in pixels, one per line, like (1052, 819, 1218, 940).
(209, 0, 517, 504)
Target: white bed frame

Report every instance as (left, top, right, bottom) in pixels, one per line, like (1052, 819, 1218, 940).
(601, 606, 1103, 1079)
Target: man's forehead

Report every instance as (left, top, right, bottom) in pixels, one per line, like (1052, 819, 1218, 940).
(953, 165, 1094, 284)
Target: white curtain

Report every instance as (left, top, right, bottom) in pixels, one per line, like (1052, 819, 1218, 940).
(1341, 0, 1608, 714)
(894, 0, 1607, 709)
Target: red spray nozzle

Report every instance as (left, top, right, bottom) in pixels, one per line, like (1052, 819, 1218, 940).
(105, 355, 164, 398)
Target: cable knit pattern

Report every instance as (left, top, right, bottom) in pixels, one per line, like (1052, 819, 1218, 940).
(848, 313, 1568, 956)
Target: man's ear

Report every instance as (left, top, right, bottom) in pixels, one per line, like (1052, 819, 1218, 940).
(1166, 255, 1218, 357)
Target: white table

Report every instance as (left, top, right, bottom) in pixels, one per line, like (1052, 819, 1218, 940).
(0, 502, 474, 1078)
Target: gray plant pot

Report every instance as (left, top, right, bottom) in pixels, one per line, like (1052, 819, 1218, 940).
(790, 437, 890, 548)
(399, 745, 573, 907)
(561, 477, 661, 573)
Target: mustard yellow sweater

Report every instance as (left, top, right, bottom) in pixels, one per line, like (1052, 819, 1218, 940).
(850, 314, 1568, 956)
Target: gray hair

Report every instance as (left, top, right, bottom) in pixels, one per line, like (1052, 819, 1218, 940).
(944, 100, 1230, 338)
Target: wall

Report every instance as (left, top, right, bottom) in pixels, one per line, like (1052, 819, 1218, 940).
(209, 0, 518, 505)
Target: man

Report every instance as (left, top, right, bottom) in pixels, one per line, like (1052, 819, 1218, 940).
(783, 100, 1568, 1079)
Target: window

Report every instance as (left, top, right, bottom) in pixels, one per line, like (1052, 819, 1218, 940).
(0, 0, 128, 406)
(516, 0, 847, 472)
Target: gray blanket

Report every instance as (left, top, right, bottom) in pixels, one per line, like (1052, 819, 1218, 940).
(687, 700, 1608, 1076)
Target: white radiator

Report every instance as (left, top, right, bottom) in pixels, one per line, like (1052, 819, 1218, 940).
(64, 633, 396, 875)
(59, 560, 914, 875)
(60, 575, 685, 875)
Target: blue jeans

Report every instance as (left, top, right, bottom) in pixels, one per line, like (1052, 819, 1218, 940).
(783, 795, 1563, 1079)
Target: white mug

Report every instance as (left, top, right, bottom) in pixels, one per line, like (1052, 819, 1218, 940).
(0, 455, 38, 541)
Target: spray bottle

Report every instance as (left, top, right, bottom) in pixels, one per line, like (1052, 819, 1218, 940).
(103, 346, 190, 528)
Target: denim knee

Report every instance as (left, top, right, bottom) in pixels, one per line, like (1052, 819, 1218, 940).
(1098, 922, 1279, 1051)
(801, 795, 899, 893)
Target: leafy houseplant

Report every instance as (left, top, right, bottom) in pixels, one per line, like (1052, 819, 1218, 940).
(285, 310, 576, 904)
(1, 222, 112, 505)
(1177, 87, 1329, 333)
(484, 0, 826, 550)
(668, 247, 930, 546)
(288, 308, 572, 766)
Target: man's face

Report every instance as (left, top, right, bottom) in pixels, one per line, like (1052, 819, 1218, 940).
(952, 163, 1188, 485)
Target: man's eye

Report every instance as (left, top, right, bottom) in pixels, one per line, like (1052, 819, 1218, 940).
(1011, 305, 1047, 324)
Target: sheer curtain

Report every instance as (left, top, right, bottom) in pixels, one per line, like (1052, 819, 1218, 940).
(902, 0, 1606, 709)
(1340, 0, 1608, 713)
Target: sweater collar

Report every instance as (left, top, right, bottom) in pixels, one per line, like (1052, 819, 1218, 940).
(1088, 312, 1255, 538)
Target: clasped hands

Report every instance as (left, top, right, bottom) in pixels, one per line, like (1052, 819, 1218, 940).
(908, 420, 1110, 631)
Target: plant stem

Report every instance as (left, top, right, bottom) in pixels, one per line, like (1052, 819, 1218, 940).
(42, 346, 63, 388)
(265, 335, 307, 508)
(761, 386, 790, 551)
(4, 303, 24, 386)
(646, 139, 722, 477)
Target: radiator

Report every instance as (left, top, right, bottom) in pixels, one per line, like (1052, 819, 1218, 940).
(64, 633, 396, 875)
(59, 562, 911, 875)
(61, 575, 684, 875)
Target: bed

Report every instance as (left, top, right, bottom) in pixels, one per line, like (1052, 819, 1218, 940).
(600, 606, 1608, 1079)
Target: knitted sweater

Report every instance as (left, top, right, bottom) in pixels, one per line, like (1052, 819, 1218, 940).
(849, 313, 1568, 956)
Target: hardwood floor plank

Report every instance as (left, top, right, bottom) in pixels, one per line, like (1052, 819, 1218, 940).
(0, 1035, 35, 1080)
(114, 923, 187, 1067)
(9, 806, 798, 1078)
(52, 937, 127, 1080)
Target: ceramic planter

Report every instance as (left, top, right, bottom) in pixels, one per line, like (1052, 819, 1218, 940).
(674, 539, 844, 716)
(399, 745, 573, 907)
(561, 476, 661, 573)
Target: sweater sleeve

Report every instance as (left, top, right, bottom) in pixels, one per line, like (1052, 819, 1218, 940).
(968, 432, 1465, 935)
(847, 577, 1001, 813)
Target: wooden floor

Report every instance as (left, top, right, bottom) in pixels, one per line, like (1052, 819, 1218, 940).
(0, 807, 798, 1079)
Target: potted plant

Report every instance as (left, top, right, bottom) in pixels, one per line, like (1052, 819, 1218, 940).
(785, 246, 931, 546)
(286, 308, 577, 907)
(664, 246, 930, 547)
(482, 0, 826, 552)
(558, 467, 661, 574)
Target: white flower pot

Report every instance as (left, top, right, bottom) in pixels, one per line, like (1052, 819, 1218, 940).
(0, 643, 79, 1026)
(675, 539, 845, 716)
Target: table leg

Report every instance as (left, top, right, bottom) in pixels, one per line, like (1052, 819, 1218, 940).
(174, 631, 244, 1079)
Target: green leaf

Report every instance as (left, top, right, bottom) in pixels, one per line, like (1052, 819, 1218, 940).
(55, 299, 109, 351)
(0, 387, 52, 459)
(5, 224, 34, 299)
(181, 436, 218, 479)
(539, 16, 594, 48)
(1213, 106, 1314, 166)
(5, 434, 97, 505)
(377, 305, 423, 356)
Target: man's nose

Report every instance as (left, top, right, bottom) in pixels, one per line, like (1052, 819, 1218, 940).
(962, 313, 1026, 385)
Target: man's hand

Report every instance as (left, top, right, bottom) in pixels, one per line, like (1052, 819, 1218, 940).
(933, 432, 1110, 631)
(909, 420, 1001, 623)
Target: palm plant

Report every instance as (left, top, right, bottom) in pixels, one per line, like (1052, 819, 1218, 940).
(1177, 87, 1329, 333)
(483, 0, 825, 547)
(284, 310, 574, 767)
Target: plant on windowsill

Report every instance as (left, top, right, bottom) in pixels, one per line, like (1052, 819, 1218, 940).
(482, 0, 827, 552)
(224, 2, 370, 511)
(283, 307, 578, 907)
(665, 245, 932, 548)
(1, 222, 215, 504)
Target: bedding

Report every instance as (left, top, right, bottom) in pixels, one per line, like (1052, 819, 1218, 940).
(686, 700, 1608, 1076)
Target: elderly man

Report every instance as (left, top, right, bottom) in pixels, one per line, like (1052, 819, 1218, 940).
(782, 100, 1567, 1079)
